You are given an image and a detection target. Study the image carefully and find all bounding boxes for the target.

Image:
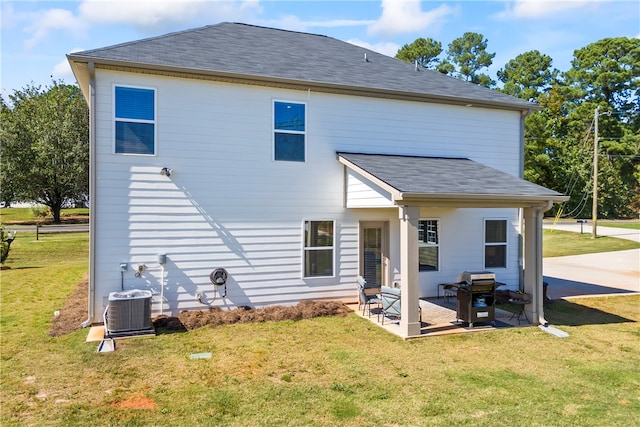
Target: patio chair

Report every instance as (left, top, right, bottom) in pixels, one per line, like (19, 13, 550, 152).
(380, 286, 401, 324)
(380, 285, 423, 325)
(357, 276, 381, 318)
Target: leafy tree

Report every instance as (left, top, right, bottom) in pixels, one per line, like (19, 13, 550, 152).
(395, 37, 443, 69)
(0, 82, 89, 223)
(562, 38, 640, 218)
(564, 37, 640, 114)
(497, 50, 558, 102)
(441, 32, 495, 87)
(0, 98, 17, 206)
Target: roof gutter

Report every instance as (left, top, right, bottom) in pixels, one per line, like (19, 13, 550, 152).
(395, 192, 568, 205)
(81, 61, 97, 328)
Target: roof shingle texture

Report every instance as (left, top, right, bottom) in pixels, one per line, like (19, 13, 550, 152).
(338, 152, 564, 198)
(71, 22, 534, 110)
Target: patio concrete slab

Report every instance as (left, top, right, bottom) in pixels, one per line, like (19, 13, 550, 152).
(348, 299, 528, 339)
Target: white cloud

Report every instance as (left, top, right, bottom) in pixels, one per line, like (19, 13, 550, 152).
(51, 48, 84, 82)
(21, 0, 262, 50)
(496, 0, 600, 20)
(347, 38, 400, 58)
(25, 8, 85, 50)
(78, 0, 261, 31)
(367, 0, 457, 36)
(262, 15, 375, 34)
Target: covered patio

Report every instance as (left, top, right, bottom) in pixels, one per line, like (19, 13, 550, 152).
(349, 294, 531, 339)
(339, 153, 568, 339)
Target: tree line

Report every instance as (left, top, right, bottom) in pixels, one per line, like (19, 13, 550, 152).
(1, 35, 638, 222)
(397, 33, 639, 218)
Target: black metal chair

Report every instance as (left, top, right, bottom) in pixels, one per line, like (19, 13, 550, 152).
(357, 276, 381, 319)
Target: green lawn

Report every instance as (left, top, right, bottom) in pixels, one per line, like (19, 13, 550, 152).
(599, 221, 640, 230)
(2, 232, 639, 426)
(0, 207, 89, 224)
(543, 229, 640, 257)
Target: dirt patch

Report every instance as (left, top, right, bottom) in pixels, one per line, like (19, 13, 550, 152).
(50, 277, 352, 336)
(157, 300, 351, 331)
(48, 275, 89, 337)
(111, 394, 157, 410)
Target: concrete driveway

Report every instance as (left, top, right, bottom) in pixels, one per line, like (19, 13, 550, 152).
(543, 222, 640, 298)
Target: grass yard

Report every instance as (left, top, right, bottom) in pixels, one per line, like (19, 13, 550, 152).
(2, 232, 640, 425)
(0, 207, 89, 224)
(543, 229, 640, 257)
(599, 221, 640, 230)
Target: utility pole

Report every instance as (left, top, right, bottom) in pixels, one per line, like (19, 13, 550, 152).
(592, 106, 599, 239)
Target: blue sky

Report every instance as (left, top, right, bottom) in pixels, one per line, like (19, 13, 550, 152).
(1, 0, 639, 99)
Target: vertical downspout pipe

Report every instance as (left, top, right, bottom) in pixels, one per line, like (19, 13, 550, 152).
(81, 61, 97, 328)
(518, 108, 534, 290)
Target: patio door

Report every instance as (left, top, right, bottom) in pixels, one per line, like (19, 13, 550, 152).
(360, 222, 389, 286)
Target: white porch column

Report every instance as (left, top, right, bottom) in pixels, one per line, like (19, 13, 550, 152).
(523, 206, 545, 325)
(399, 205, 421, 337)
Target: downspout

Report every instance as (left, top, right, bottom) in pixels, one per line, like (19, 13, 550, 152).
(536, 200, 554, 326)
(81, 61, 97, 328)
(518, 108, 533, 291)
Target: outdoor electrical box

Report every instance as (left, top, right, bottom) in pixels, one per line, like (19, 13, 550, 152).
(119, 263, 128, 272)
(158, 254, 167, 265)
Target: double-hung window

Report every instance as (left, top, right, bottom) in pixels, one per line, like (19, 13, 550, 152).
(303, 221, 334, 277)
(274, 101, 305, 162)
(484, 219, 507, 268)
(114, 86, 156, 155)
(418, 219, 439, 271)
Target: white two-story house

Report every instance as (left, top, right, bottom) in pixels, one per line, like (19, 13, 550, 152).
(68, 22, 566, 338)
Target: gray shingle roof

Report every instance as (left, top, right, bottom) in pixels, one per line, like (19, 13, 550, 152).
(338, 152, 566, 202)
(68, 22, 536, 111)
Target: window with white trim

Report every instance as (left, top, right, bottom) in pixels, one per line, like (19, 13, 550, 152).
(484, 219, 507, 268)
(303, 220, 334, 277)
(114, 86, 156, 155)
(418, 219, 439, 271)
(274, 101, 305, 162)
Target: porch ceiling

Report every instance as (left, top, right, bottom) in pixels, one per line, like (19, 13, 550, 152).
(338, 152, 568, 208)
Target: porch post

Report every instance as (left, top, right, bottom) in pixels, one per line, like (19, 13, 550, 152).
(523, 206, 544, 324)
(399, 205, 421, 337)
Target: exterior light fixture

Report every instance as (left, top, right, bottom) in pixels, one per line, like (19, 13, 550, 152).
(160, 167, 172, 177)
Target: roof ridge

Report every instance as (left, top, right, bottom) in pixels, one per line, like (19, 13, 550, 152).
(230, 22, 331, 39)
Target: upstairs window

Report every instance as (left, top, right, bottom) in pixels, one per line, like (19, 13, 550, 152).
(418, 219, 439, 271)
(485, 219, 507, 268)
(274, 101, 305, 162)
(114, 86, 156, 155)
(303, 220, 334, 277)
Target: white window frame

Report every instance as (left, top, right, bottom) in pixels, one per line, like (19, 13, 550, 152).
(273, 99, 307, 163)
(484, 218, 508, 269)
(418, 218, 440, 272)
(113, 84, 157, 156)
(302, 220, 335, 278)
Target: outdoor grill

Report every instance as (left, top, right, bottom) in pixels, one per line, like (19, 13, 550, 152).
(456, 271, 496, 327)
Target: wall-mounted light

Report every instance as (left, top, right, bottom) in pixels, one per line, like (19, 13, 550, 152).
(160, 167, 173, 177)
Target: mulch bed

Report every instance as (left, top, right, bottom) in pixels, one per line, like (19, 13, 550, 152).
(49, 277, 351, 336)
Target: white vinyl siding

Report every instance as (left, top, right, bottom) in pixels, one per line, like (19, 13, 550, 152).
(89, 69, 523, 320)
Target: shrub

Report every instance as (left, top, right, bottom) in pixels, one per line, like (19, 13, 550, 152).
(1, 226, 17, 264)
